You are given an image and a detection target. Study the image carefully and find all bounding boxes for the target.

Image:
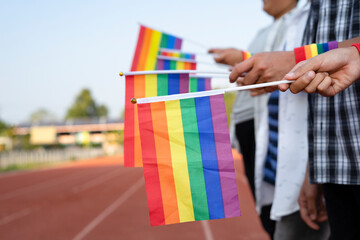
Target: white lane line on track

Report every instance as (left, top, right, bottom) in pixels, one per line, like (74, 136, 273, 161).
(72, 169, 121, 193)
(0, 208, 31, 226)
(0, 168, 110, 201)
(72, 177, 144, 240)
(201, 220, 214, 240)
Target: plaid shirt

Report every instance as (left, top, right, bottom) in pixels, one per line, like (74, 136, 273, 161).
(303, 0, 360, 184)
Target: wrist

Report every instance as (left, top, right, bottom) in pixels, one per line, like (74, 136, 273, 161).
(241, 50, 252, 61)
(351, 43, 360, 55)
(294, 41, 338, 63)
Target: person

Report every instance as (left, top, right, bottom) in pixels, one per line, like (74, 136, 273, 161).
(254, 2, 330, 239)
(209, 0, 298, 238)
(279, 44, 360, 96)
(229, 1, 360, 238)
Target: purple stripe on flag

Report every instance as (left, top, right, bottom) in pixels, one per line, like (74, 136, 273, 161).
(328, 41, 338, 50)
(179, 73, 189, 93)
(205, 78, 211, 91)
(174, 38, 182, 50)
(209, 94, 241, 218)
(156, 59, 164, 70)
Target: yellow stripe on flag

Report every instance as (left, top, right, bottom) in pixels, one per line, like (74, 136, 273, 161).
(145, 74, 157, 97)
(145, 30, 162, 70)
(165, 100, 195, 223)
(176, 61, 185, 70)
(310, 44, 318, 57)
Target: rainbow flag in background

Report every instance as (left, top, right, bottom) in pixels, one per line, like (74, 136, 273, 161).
(137, 94, 241, 226)
(131, 25, 182, 71)
(156, 57, 197, 70)
(124, 73, 191, 167)
(189, 77, 211, 92)
(158, 49, 196, 60)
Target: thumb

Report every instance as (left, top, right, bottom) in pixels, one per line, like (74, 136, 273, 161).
(208, 48, 221, 54)
(285, 57, 322, 80)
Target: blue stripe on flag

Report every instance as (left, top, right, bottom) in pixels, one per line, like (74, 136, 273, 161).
(168, 74, 180, 95)
(197, 78, 206, 92)
(195, 96, 225, 219)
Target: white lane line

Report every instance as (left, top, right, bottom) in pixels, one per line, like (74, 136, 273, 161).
(0, 208, 31, 226)
(0, 168, 109, 201)
(72, 177, 144, 240)
(72, 169, 121, 193)
(201, 220, 214, 240)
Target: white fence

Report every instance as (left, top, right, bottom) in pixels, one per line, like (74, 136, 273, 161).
(0, 148, 105, 169)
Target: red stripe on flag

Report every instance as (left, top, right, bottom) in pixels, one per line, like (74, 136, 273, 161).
(138, 103, 165, 226)
(124, 76, 135, 167)
(190, 63, 197, 70)
(131, 25, 146, 71)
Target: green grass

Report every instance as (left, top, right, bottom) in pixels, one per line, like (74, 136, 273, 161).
(0, 162, 63, 173)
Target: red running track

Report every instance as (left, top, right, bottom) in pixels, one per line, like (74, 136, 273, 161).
(0, 153, 270, 240)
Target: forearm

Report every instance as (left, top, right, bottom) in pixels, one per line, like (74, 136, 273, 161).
(338, 36, 360, 48)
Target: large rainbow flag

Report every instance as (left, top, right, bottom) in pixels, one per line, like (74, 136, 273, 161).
(124, 72, 192, 167)
(137, 93, 241, 226)
(131, 25, 182, 71)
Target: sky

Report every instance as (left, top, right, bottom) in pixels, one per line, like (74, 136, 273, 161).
(0, 0, 273, 124)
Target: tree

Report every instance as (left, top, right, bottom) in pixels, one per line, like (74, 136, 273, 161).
(65, 88, 108, 119)
(30, 108, 57, 123)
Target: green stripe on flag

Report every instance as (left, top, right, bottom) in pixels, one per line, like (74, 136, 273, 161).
(189, 78, 198, 92)
(157, 74, 168, 96)
(180, 98, 209, 221)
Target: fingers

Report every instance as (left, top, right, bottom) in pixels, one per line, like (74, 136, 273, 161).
(208, 48, 222, 54)
(298, 192, 320, 230)
(229, 59, 254, 83)
(250, 88, 266, 96)
(284, 57, 320, 81)
(289, 71, 316, 94)
(236, 77, 245, 86)
(304, 72, 329, 93)
(214, 54, 225, 64)
(317, 75, 333, 97)
(279, 83, 290, 92)
(264, 86, 278, 93)
(316, 201, 328, 223)
(306, 191, 318, 222)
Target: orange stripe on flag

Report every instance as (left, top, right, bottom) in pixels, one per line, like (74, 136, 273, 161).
(134, 75, 146, 167)
(304, 45, 312, 60)
(151, 102, 180, 224)
(137, 28, 153, 71)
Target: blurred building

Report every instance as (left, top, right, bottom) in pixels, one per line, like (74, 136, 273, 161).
(13, 118, 124, 155)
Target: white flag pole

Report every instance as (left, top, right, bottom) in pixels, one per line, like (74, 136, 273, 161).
(119, 70, 230, 76)
(134, 80, 294, 104)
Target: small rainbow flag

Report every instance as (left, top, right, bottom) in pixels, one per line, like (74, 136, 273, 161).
(124, 73, 191, 167)
(158, 49, 196, 60)
(189, 76, 211, 92)
(156, 56, 197, 70)
(131, 25, 182, 71)
(137, 93, 241, 226)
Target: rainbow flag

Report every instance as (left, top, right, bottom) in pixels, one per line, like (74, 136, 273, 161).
(124, 73, 191, 167)
(137, 94, 241, 226)
(131, 25, 182, 71)
(189, 77, 211, 92)
(156, 57, 197, 70)
(158, 49, 196, 60)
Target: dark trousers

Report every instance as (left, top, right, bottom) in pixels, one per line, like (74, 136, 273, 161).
(323, 183, 360, 240)
(236, 120, 276, 238)
(235, 119, 256, 199)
